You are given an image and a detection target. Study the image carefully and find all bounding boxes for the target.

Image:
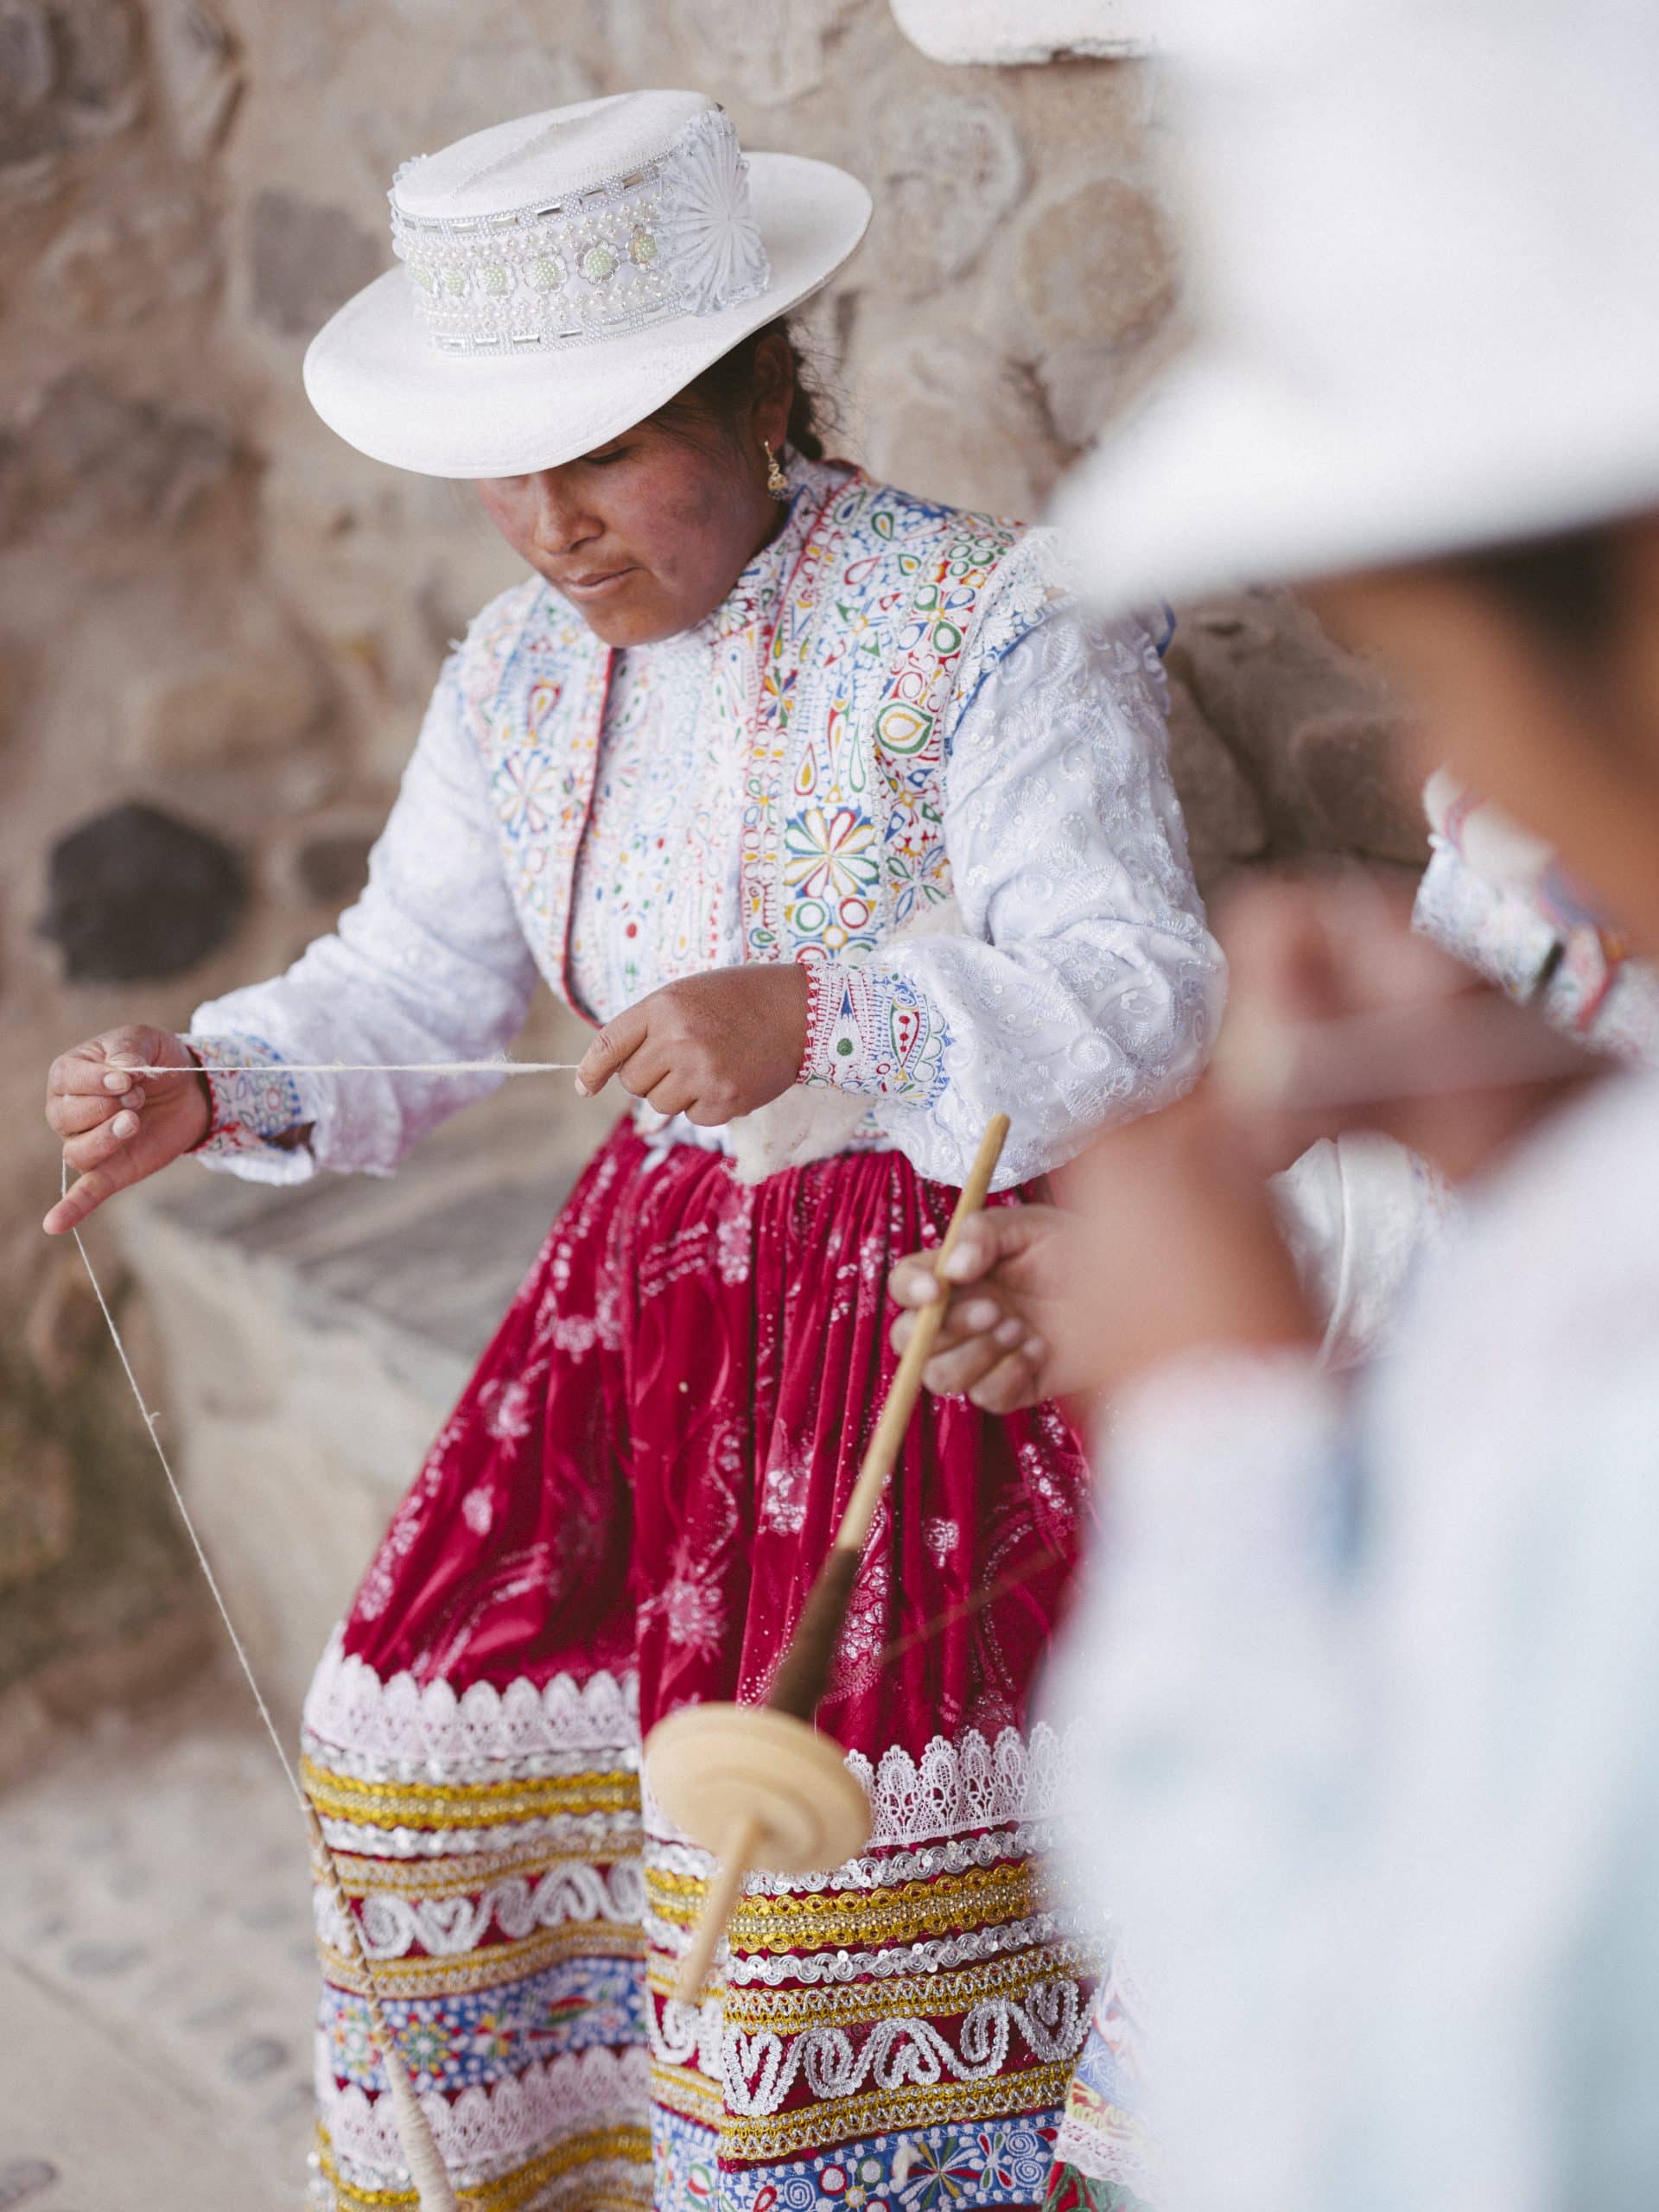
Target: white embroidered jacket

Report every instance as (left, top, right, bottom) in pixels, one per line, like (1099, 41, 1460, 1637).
(188, 459, 1223, 1191)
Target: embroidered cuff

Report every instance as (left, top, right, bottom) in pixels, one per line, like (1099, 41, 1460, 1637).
(186, 1033, 311, 1166)
(798, 961, 951, 1103)
(1415, 844, 1627, 1040)
(1414, 842, 1559, 1001)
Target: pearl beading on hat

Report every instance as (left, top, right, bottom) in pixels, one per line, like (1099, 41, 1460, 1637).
(389, 105, 771, 356)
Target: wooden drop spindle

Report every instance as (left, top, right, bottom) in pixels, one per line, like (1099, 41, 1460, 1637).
(652, 1112, 1012, 2005)
(306, 1802, 461, 2212)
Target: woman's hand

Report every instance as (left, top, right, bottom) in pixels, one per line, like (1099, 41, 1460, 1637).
(889, 1206, 1090, 1414)
(1055, 1089, 1317, 1394)
(891, 1092, 1318, 1411)
(1216, 868, 1582, 1182)
(575, 963, 810, 1123)
(43, 1026, 211, 1236)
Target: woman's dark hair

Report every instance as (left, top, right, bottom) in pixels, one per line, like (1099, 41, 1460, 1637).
(1444, 522, 1624, 654)
(660, 317, 836, 462)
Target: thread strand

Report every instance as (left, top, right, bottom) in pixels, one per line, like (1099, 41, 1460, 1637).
(130, 1058, 584, 1077)
(64, 1165, 460, 2209)
(64, 1166, 308, 1814)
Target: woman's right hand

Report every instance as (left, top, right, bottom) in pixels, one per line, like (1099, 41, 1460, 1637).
(42, 1025, 211, 1236)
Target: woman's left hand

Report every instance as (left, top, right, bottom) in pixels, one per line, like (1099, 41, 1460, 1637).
(575, 963, 810, 1123)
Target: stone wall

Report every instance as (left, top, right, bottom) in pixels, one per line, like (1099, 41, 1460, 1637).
(0, 0, 1421, 1744)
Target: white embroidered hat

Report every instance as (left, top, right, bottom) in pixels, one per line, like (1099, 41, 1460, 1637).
(303, 89, 871, 479)
(1056, 0, 1659, 607)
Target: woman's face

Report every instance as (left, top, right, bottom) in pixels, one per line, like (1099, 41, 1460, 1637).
(477, 364, 791, 648)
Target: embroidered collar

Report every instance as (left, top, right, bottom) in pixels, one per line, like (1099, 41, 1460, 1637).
(524, 456, 853, 678)
(613, 455, 850, 683)
(695, 453, 851, 649)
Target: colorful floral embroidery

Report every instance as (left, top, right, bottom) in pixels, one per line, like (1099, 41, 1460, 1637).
(899, 2130, 983, 2209)
(648, 2105, 1058, 2212)
(460, 460, 1043, 1053)
(1042, 2158, 1154, 2212)
(319, 1956, 642, 2094)
(800, 962, 951, 1103)
(187, 1031, 308, 1160)
(1049, 1955, 1158, 2212)
(784, 804, 881, 908)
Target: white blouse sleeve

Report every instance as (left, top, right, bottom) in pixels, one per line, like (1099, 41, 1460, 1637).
(798, 606, 1225, 1188)
(1046, 1349, 1370, 2212)
(187, 653, 539, 1182)
(1270, 1132, 1455, 1370)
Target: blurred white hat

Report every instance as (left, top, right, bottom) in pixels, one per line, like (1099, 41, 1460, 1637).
(305, 90, 869, 479)
(1057, 0, 1659, 607)
(887, 0, 1151, 62)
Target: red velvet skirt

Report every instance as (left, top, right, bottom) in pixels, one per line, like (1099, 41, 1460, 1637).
(302, 1123, 1095, 2212)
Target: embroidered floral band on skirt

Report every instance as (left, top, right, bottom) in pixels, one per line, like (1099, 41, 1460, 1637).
(300, 1123, 1098, 2212)
(1043, 1955, 1159, 2212)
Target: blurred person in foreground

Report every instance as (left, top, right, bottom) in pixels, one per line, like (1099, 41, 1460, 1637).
(892, 2, 1659, 2209)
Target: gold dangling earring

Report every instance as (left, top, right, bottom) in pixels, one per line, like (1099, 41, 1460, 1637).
(763, 439, 789, 500)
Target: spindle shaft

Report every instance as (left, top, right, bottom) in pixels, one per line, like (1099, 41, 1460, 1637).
(831, 1112, 1011, 1558)
(674, 1814, 762, 2004)
(657, 1114, 1012, 2005)
(307, 1802, 460, 2211)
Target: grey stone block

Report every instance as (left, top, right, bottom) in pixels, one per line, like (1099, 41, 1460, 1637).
(1172, 590, 1425, 866)
(874, 89, 1027, 298)
(247, 188, 383, 340)
(1019, 177, 1175, 356)
(149, 0, 244, 161)
(4, 371, 236, 542)
(670, 0, 866, 105)
(889, 0, 1153, 61)
(0, 0, 143, 187)
(38, 803, 248, 983)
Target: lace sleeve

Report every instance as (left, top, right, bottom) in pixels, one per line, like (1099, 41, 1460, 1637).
(800, 606, 1225, 1187)
(188, 652, 539, 1181)
(1271, 1132, 1455, 1370)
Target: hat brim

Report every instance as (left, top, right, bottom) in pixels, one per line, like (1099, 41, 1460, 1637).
(1058, 349, 1659, 613)
(302, 152, 872, 479)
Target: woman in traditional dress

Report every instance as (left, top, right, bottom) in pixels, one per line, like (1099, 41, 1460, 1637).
(42, 92, 1221, 2212)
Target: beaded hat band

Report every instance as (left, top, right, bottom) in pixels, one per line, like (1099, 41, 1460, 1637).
(302, 90, 870, 477)
(390, 106, 772, 357)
